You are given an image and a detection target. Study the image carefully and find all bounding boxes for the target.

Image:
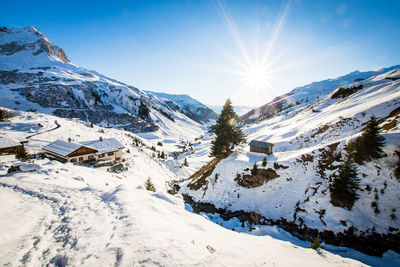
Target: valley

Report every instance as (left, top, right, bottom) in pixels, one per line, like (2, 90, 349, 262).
(1, 26, 399, 266)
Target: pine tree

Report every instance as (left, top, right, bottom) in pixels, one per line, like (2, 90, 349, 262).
(145, 178, 156, 192)
(330, 157, 360, 210)
(262, 156, 267, 167)
(15, 146, 30, 162)
(251, 162, 258, 176)
(183, 158, 189, 167)
(210, 99, 245, 157)
(346, 116, 385, 164)
(309, 233, 321, 250)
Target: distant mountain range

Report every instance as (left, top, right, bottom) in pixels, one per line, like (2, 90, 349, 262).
(241, 65, 400, 123)
(0, 26, 212, 133)
(208, 105, 254, 116)
(146, 92, 218, 124)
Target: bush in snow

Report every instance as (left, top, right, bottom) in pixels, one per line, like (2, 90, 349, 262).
(15, 146, 30, 162)
(0, 108, 13, 121)
(330, 157, 360, 210)
(183, 158, 189, 167)
(145, 178, 156, 192)
(345, 116, 385, 164)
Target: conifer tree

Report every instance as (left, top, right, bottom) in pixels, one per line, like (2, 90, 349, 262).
(330, 157, 360, 210)
(262, 156, 267, 167)
(183, 158, 189, 167)
(145, 178, 156, 192)
(251, 162, 258, 176)
(346, 116, 385, 164)
(309, 234, 321, 250)
(210, 99, 245, 157)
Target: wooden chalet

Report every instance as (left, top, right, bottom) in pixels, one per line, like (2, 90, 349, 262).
(42, 138, 124, 163)
(249, 140, 274, 154)
(43, 140, 97, 163)
(0, 137, 25, 155)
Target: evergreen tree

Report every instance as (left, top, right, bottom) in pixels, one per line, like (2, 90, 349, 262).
(183, 158, 189, 167)
(262, 156, 267, 167)
(309, 234, 321, 250)
(145, 178, 156, 192)
(346, 116, 385, 164)
(251, 162, 258, 176)
(15, 146, 30, 162)
(330, 157, 360, 210)
(210, 99, 245, 157)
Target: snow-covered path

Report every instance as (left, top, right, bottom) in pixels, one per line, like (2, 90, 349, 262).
(0, 180, 133, 266)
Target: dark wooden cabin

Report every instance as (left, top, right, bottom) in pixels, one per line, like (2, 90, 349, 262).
(249, 140, 274, 154)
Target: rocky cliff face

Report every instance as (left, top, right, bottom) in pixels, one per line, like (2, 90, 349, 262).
(0, 27, 201, 133)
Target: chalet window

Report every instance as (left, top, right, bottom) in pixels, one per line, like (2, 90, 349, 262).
(98, 154, 105, 158)
(79, 157, 83, 161)
(116, 157, 121, 161)
(108, 152, 114, 156)
(70, 158, 77, 162)
(88, 155, 94, 159)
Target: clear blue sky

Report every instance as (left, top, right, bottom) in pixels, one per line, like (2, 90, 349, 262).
(2, 0, 400, 107)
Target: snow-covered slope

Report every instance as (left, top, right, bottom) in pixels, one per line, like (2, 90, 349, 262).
(241, 65, 400, 123)
(182, 67, 400, 259)
(147, 91, 218, 124)
(0, 110, 365, 266)
(0, 26, 203, 134)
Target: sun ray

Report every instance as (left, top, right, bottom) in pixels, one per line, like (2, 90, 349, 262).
(215, 0, 252, 66)
(260, 1, 291, 67)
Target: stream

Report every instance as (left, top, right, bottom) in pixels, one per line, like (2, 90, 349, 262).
(182, 194, 400, 267)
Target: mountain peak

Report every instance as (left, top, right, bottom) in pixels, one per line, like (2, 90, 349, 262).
(0, 26, 70, 69)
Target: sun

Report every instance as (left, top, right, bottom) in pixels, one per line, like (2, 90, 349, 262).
(245, 66, 267, 88)
(244, 65, 270, 89)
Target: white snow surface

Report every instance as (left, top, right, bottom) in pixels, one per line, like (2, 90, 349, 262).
(0, 111, 365, 266)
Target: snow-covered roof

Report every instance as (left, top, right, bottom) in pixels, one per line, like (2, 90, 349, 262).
(80, 138, 124, 155)
(0, 137, 22, 149)
(43, 140, 84, 157)
(249, 140, 273, 149)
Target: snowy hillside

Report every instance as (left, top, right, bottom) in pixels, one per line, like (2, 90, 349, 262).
(182, 67, 400, 260)
(241, 65, 400, 123)
(0, 110, 367, 266)
(147, 91, 218, 124)
(0, 26, 203, 133)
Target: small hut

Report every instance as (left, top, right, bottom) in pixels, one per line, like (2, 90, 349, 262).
(0, 137, 25, 155)
(249, 140, 274, 154)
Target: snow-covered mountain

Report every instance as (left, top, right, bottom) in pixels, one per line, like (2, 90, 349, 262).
(241, 65, 400, 123)
(146, 91, 218, 124)
(0, 26, 203, 133)
(181, 66, 400, 258)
